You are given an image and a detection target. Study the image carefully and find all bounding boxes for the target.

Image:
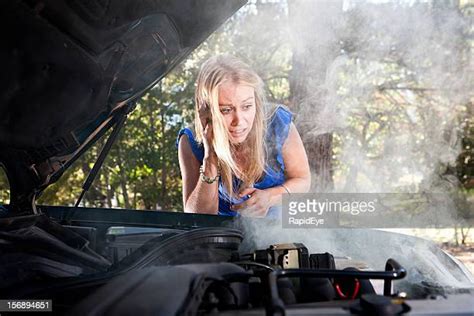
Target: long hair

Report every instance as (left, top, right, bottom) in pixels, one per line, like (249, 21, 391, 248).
(194, 55, 267, 197)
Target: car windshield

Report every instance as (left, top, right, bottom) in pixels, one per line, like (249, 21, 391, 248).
(0, 0, 472, 292)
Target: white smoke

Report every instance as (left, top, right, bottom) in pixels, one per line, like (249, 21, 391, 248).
(292, 1, 473, 193)
(232, 0, 473, 294)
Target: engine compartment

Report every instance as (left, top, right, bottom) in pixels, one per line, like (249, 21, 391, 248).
(1, 208, 472, 315)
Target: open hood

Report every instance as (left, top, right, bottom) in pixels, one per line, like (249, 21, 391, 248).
(0, 0, 246, 213)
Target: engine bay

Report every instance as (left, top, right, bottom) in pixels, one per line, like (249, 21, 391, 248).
(1, 210, 473, 315)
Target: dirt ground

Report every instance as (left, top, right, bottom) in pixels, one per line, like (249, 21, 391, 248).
(440, 243, 474, 275)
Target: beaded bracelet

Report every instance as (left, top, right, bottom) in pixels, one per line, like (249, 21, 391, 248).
(199, 164, 220, 184)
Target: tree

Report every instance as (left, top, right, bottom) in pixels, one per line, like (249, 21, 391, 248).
(0, 167, 10, 204)
(288, 0, 342, 192)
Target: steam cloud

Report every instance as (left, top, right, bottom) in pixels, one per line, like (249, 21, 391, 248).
(235, 0, 474, 295)
(291, 1, 472, 194)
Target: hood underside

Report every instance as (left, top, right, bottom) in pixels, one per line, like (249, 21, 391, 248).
(0, 0, 246, 212)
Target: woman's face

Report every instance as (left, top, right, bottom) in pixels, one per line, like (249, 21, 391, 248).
(218, 81, 256, 144)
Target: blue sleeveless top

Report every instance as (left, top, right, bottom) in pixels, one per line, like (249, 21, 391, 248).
(176, 105, 292, 218)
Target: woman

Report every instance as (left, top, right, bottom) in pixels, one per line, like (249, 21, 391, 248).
(177, 55, 310, 217)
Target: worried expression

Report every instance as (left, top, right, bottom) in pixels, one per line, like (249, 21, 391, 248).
(218, 82, 256, 144)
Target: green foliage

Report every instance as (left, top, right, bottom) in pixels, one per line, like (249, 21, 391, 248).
(0, 167, 9, 204)
(456, 106, 474, 189)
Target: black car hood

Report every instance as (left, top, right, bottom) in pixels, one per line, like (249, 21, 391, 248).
(0, 0, 246, 212)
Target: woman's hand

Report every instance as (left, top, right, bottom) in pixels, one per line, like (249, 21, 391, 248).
(198, 102, 216, 160)
(230, 187, 274, 217)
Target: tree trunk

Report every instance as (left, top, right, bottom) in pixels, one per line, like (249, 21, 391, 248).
(116, 146, 131, 209)
(132, 184, 137, 209)
(105, 170, 113, 208)
(160, 109, 167, 209)
(288, 0, 341, 192)
(454, 223, 460, 246)
(148, 91, 161, 210)
(461, 227, 470, 245)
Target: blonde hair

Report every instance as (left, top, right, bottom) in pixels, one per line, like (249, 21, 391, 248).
(194, 55, 267, 197)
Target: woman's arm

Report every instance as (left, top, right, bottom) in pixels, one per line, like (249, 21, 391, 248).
(265, 122, 311, 205)
(281, 122, 311, 190)
(232, 122, 311, 216)
(178, 134, 219, 214)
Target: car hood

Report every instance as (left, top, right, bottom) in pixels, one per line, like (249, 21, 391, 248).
(0, 0, 246, 212)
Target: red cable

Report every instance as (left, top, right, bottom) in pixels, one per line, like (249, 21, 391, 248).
(335, 279, 360, 300)
(351, 279, 360, 300)
(335, 283, 347, 299)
